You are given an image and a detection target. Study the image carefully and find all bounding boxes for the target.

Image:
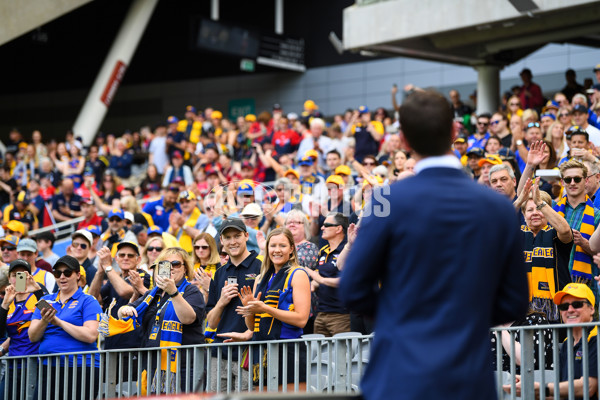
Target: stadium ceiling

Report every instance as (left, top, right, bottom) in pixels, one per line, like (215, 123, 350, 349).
(342, 0, 600, 66)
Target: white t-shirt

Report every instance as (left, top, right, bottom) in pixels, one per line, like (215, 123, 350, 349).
(148, 136, 168, 174)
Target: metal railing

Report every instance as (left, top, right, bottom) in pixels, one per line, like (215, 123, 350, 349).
(1, 334, 372, 399)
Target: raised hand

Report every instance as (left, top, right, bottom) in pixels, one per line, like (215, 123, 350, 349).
(238, 285, 261, 307)
(526, 141, 548, 167)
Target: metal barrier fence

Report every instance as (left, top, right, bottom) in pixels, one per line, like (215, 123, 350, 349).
(2, 333, 372, 400)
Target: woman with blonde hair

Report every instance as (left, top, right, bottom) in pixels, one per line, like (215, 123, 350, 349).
(140, 236, 166, 276)
(191, 233, 220, 303)
(238, 228, 310, 388)
(545, 121, 566, 158)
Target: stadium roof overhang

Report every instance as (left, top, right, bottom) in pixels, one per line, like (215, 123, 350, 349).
(342, 0, 600, 67)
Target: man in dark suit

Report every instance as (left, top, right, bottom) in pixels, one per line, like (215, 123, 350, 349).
(339, 90, 529, 400)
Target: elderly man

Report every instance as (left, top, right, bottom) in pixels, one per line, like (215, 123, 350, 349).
(477, 155, 503, 187)
(297, 118, 334, 168)
(51, 178, 83, 222)
(305, 212, 350, 337)
(89, 241, 149, 350)
(490, 164, 517, 200)
(504, 283, 598, 398)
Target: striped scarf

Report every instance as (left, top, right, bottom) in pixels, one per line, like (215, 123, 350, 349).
(554, 195, 595, 283)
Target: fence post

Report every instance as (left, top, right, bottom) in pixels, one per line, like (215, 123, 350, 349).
(105, 351, 118, 397)
(26, 357, 37, 400)
(334, 339, 348, 393)
(266, 342, 279, 392)
(520, 328, 535, 400)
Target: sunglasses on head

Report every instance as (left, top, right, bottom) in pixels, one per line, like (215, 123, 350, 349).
(2, 246, 16, 252)
(194, 245, 210, 250)
(72, 242, 88, 250)
(563, 176, 583, 184)
(526, 122, 541, 129)
(557, 300, 589, 312)
(53, 269, 75, 278)
(147, 246, 163, 252)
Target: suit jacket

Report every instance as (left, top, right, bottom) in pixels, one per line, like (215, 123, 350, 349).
(340, 166, 528, 400)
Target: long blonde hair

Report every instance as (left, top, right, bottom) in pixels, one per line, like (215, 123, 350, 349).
(192, 232, 220, 266)
(154, 247, 194, 280)
(257, 228, 299, 283)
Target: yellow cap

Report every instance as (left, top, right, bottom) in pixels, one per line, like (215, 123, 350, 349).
(245, 114, 257, 122)
(305, 149, 319, 160)
(478, 154, 503, 167)
(3, 220, 25, 235)
(326, 175, 345, 187)
(554, 283, 595, 306)
(304, 100, 319, 110)
(284, 169, 299, 179)
(335, 165, 352, 176)
(211, 110, 223, 119)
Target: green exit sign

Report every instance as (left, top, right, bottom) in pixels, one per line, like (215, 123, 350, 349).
(240, 59, 255, 72)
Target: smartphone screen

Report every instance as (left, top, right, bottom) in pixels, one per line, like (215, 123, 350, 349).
(35, 299, 52, 311)
(157, 261, 171, 279)
(15, 272, 27, 292)
(227, 276, 237, 285)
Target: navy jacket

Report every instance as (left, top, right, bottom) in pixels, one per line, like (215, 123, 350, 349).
(340, 167, 528, 400)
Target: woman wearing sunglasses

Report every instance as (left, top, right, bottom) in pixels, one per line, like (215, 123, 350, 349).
(117, 247, 205, 393)
(238, 228, 310, 389)
(29, 255, 103, 400)
(140, 236, 166, 276)
(191, 233, 220, 303)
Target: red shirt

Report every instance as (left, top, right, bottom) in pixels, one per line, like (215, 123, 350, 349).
(77, 214, 103, 230)
(272, 129, 301, 155)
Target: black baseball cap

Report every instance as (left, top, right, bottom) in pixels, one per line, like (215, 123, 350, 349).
(54, 255, 80, 272)
(467, 147, 485, 158)
(9, 259, 31, 274)
(219, 218, 247, 236)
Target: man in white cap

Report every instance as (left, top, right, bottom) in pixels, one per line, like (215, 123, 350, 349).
(17, 238, 55, 292)
(69, 229, 97, 285)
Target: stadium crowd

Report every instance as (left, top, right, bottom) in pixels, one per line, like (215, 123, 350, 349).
(0, 64, 600, 396)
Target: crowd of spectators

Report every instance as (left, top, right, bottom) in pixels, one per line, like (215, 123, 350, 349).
(0, 64, 599, 395)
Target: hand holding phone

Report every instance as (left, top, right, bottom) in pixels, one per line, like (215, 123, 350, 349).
(157, 261, 171, 279)
(35, 299, 52, 311)
(15, 272, 27, 292)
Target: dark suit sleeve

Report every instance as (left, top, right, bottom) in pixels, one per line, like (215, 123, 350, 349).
(339, 190, 389, 316)
(491, 202, 529, 326)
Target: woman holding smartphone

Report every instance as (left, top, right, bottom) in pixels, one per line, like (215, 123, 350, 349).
(0, 259, 47, 398)
(117, 247, 205, 393)
(28, 255, 103, 400)
(238, 228, 311, 388)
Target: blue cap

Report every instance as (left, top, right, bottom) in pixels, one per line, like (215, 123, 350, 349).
(167, 115, 179, 124)
(237, 182, 254, 195)
(186, 105, 196, 113)
(358, 106, 369, 114)
(86, 225, 102, 236)
(498, 147, 515, 160)
(466, 147, 485, 158)
(298, 156, 314, 166)
(540, 113, 556, 121)
(148, 226, 163, 236)
(108, 209, 124, 220)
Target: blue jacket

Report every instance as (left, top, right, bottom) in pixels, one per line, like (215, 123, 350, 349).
(340, 167, 528, 400)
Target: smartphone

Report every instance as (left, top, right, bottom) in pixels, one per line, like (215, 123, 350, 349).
(157, 261, 171, 279)
(35, 299, 52, 311)
(227, 276, 237, 285)
(15, 272, 26, 292)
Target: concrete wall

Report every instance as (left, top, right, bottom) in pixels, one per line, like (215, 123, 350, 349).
(0, 43, 597, 141)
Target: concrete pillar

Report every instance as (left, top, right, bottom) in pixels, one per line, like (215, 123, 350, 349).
(275, 0, 283, 34)
(211, 0, 219, 21)
(71, 0, 159, 145)
(475, 64, 500, 115)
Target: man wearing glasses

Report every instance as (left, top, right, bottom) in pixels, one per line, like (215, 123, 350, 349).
(306, 212, 350, 336)
(68, 229, 97, 287)
(89, 241, 149, 351)
(553, 159, 600, 301)
(0, 235, 20, 267)
(468, 113, 491, 151)
(504, 283, 598, 399)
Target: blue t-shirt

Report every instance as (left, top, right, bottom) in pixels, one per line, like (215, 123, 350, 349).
(32, 287, 102, 367)
(142, 197, 182, 232)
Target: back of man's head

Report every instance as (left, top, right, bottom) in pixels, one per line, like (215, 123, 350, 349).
(400, 91, 453, 157)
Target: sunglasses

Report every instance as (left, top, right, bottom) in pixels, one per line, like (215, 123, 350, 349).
(170, 260, 183, 268)
(147, 246, 163, 252)
(477, 121, 489, 126)
(526, 122, 541, 129)
(490, 120, 501, 125)
(109, 218, 121, 223)
(363, 162, 376, 166)
(72, 242, 88, 250)
(509, 102, 520, 106)
(563, 176, 583, 184)
(559, 113, 571, 118)
(557, 300, 589, 312)
(117, 253, 137, 259)
(2, 246, 16, 252)
(53, 269, 75, 278)
(194, 245, 210, 250)
(205, 206, 214, 211)
(323, 222, 340, 228)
